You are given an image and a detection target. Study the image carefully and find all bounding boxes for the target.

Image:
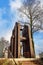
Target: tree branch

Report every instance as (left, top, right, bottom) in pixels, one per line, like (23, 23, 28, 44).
(33, 28, 40, 33)
(32, 14, 39, 22)
(20, 21, 31, 25)
(18, 8, 30, 18)
(32, 24, 43, 33)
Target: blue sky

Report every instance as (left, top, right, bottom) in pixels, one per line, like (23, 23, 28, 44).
(0, 0, 43, 55)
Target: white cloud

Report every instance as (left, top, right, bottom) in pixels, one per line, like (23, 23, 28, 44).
(0, 0, 28, 42)
(0, 8, 12, 42)
(9, 0, 22, 27)
(38, 30, 43, 32)
(0, 28, 12, 42)
(40, 0, 43, 5)
(4, 29, 12, 42)
(35, 43, 43, 50)
(9, 0, 22, 11)
(34, 37, 43, 54)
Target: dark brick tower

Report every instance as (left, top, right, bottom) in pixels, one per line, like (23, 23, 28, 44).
(22, 25, 35, 58)
(9, 22, 35, 58)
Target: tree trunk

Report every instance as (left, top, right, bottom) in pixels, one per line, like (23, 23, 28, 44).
(31, 29, 35, 57)
(30, 10, 35, 57)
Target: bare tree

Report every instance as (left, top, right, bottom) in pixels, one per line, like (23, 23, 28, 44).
(18, 0, 43, 53)
(0, 37, 9, 58)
